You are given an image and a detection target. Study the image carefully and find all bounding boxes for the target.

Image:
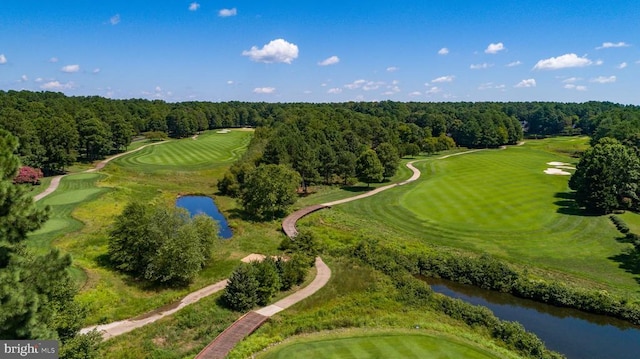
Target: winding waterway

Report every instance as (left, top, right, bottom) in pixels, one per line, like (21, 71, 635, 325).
(176, 195, 232, 239)
(425, 278, 640, 359)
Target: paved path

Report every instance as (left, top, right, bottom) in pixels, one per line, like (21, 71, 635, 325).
(80, 279, 229, 339)
(34, 140, 166, 202)
(80, 148, 482, 352)
(195, 257, 331, 359)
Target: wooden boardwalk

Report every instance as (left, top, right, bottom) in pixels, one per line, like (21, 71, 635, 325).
(195, 312, 268, 359)
(281, 204, 328, 237)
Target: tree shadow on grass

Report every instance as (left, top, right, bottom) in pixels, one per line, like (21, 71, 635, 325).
(94, 253, 188, 290)
(554, 192, 601, 217)
(609, 249, 640, 285)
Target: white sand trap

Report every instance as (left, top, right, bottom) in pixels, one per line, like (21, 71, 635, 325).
(547, 161, 571, 166)
(216, 129, 231, 134)
(544, 168, 571, 175)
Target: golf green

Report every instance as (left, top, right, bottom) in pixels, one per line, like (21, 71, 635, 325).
(113, 130, 251, 172)
(328, 140, 637, 291)
(260, 333, 503, 359)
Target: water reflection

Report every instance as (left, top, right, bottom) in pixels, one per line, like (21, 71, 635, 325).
(176, 195, 232, 239)
(423, 277, 640, 359)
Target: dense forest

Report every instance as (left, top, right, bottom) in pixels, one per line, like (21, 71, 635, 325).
(2, 90, 639, 178)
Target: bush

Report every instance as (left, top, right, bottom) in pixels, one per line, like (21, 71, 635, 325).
(13, 166, 43, 185)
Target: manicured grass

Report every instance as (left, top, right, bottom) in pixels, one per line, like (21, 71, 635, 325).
(112, 130, 250, 173)
(259, 332, 503, 359)
(46, 130, 273, 324)
(30, 173, 109, 251)
(299, 139, 639, 295)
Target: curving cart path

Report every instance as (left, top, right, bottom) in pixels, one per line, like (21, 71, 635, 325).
(79, 149, 483, 353)
(193, 151, 486, 358)
(34, 140, 166, 202)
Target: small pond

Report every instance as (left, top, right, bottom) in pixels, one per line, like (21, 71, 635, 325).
(176, 195, 232, 239)
(424, 277, 640, 359)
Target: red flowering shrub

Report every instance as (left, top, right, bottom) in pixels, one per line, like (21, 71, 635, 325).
(13, 166, 43, 185)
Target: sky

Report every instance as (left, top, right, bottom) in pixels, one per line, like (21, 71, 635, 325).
(1, 1, 639, 104)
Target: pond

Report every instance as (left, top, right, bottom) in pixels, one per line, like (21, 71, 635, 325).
(176, 195, 232, 239)
(424, 277, 640, 359)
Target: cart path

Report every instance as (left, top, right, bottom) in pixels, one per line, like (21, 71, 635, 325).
(193, 151, 485, 358)
(194, 257, 331, 359)
(80, 149, 481, 348)
(34, 140, 166, 202)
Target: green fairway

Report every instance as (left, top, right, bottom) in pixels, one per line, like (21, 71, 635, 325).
(259, 333, 503, 359)
(311, 139, 638, 293)
(30, 173, 109, 251)
(112, 130, 251, 172)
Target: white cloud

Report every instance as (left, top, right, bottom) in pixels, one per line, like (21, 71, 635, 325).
(515, 79, 536, 88)
(478, 83, 507, 90)
(61, 64, 80, 73)
(327, 88, 342, 94)
(533, 53, 592, 70)
(426, 86, 441, 95)
(35, 77, 43, 83)
(110, 14, 120, 25)
(590, 75, 616, 84)
(318, 55, 340, 66)
(438, 47, 449, 55)
(386, 66, 399, 72)
(20, 75, 28, 82)
(562, 77, 581, 83)
(617, 62, 628, 69)
(92, 68, 100, 74)
(596, 42, 630, 49)
(155, 86, 162, 92)
(219, 8, 237, 17)
(564, 84, 587, 91)
(40, 81, 74, 90)
(595, 59, 604, 66)
(253, 87, 275, 94)
(431, 75, 455, 83)
(227, 80, 234, 85)
(49, 57, 58, 63)
(470, 63, 492, 70)
(189, 2, 200, 11)
(408, 91, 422, 96)
(485, 42, 505, 54)
(0, 54, 6, 64)
(344, 79, 366, 90)
(242, 39, 298, 64)
(507, 61, 522, 67)
(363, 81, 384, 91)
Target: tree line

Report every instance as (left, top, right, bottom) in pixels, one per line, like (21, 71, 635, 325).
(8, 91, 640, 175)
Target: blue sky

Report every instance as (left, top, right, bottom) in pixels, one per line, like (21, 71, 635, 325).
(1, 1, 638, 103)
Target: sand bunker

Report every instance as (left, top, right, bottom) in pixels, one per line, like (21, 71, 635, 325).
(216, 129, 231, 134)
(544, 168, 571, 175)
(547, 161, 571, 166)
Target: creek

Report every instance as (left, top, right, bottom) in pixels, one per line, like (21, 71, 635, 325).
(425, 277, 640, 359)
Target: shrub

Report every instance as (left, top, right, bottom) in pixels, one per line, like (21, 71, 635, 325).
(13, 166, 43, 185)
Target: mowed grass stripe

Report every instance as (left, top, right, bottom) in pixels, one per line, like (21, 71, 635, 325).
(260, 334, 502, 359)
(113, 130, 251, 172)
(327, 140, 637, 291)
(29, 173, 109, 251)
